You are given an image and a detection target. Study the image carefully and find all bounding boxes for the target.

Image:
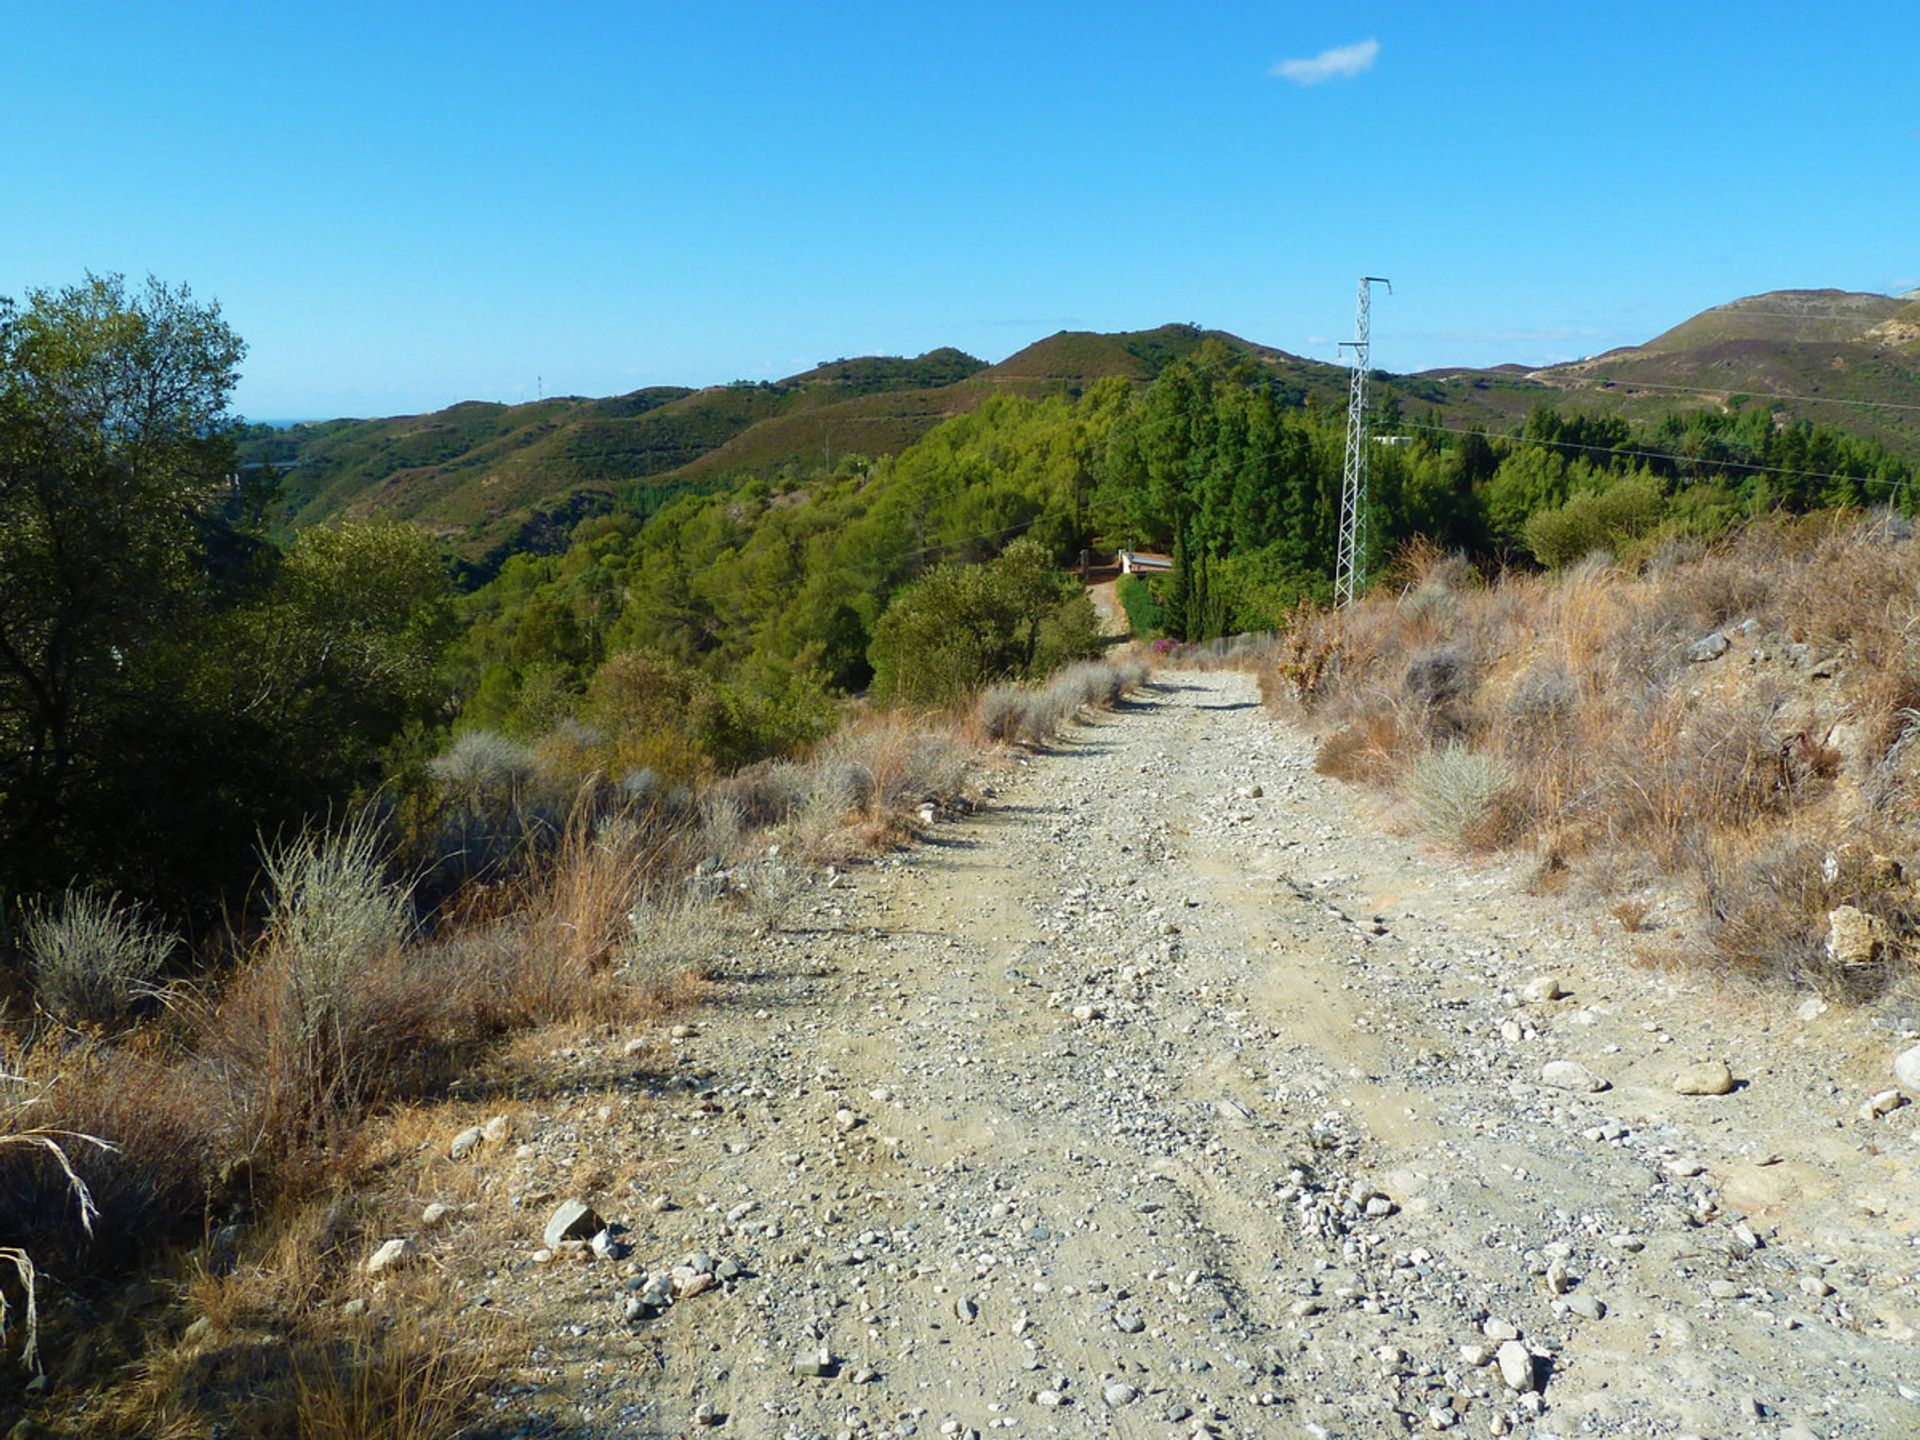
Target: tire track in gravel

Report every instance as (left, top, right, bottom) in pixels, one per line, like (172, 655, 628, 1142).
(497, 671, 1920, 1440)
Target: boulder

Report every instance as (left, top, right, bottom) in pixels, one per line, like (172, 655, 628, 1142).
(1672, 1060, 1735, 1096)
(1496, 1339, 1536, 1392)
(1687, 632, 1730, 663)
(1541, 1060, 1608, 1093)
(1522, 975, 1565, 1003)
(366, 1237, 415, 1275)
(1893, 1044, 1920, 1097)
(543, 1198, 604, 1249)
(1826, 906, 1883, 969)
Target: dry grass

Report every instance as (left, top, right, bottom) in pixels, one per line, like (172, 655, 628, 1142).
(970, 658, 1152, 750)
(0, 652, 1123, 1428)
(1266, 516, 1920, 996)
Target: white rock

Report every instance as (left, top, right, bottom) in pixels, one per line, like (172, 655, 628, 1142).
(366, 1237, 415, 1275)
(421, 1202, 452, 1229)
(543, 1198, 604, 1249)
(482, 1114, 514, 1144)
(1541, 1060, 1608, 1093)
(1496, 1339, 1535, 1393)
(1671, 1060, 1735, 1096)
(1864, 1088, 1909, 1119)
(1894, 1044, 1920, 1097)
(1522, 976, 1564, 1003)
(448, 1126, 484, 1160)
(1827, 906, 1883, 969)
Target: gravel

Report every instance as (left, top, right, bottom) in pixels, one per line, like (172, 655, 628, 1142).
(453, 671, 1920, 1440)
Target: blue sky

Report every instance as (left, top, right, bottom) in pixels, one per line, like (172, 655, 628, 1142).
(4, 2, 1916, 418)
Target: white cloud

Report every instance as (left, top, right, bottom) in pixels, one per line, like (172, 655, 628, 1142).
(1272, 38, 1379, 85)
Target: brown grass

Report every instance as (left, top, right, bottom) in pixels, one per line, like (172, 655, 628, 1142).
(0, 681, 1024, 1430)
(1265, 517, 1920, 997)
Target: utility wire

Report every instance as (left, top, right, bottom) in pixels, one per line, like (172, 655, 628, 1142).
(1562, 375, 1920, 416)
(1384, 418, 1914, 496)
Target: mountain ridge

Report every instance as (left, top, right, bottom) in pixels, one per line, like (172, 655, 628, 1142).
(240, 289, 1920, 570)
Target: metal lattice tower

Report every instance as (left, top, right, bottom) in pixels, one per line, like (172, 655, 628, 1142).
(1335, 276, 1391, 608)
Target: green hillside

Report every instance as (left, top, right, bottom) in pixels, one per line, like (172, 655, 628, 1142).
(239, 350, 995, 568)
(239, 292, 1920, 575)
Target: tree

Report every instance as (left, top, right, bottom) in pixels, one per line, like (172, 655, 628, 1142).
(866, 539, 1101, 706)
(1, 279, 455, 916)
(0, 275, 245, 890)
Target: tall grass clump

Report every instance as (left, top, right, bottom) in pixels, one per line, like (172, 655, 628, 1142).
(259, 812, 414, 1051)
(1407, 745, 1514, 848)
(21, 890, 175, 1027)
(971, 658, 1151, 747)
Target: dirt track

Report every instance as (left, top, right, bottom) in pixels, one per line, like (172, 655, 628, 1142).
(479, 671, 1920, 1439)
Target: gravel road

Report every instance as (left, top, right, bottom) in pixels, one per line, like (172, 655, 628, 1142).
(472, 671, 1920, 1440)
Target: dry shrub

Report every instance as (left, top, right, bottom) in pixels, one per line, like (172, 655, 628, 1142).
(1701, 834, 1919, 996)
(1778, 520, 1920, 660)
(1269, 602, 1344, 706)
(1315, 707, 1419, 785)
(1668, 549, 1773, 629)
(92, 1301, 503, 1440)
(1407, 745, 1513, 847)
(1286, 512, 1920, 996)
(1611, 899, 1652, 933)
(971, 660, 1148, 749)
(511, 806, 671, 1020)
(978, 684, 1029, 742)
(0, 1104, 110, 1374)
(0, 1049, 219, 1274)
(289, 1314, 500, 1440)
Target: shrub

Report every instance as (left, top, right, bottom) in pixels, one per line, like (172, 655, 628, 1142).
(1399, 581, 1459, 626)
(203, 814, 425, 1155)
(1524, 474, 1665, 568)
(622, 887, 726, 981)
(428, 729, 535, 799)
(978, 684, 1029, 742)
(867, 539, 1103, 705)
(258, 814, 414, 1046)
(1407, 745, 1512, 845)
(21, 890, 175, 1027)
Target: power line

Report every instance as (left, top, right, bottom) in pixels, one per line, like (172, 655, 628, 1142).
(1387, 419, 1915, 496)
(1654, 308, 1900, 325)
(1563, 375, 1920, 416)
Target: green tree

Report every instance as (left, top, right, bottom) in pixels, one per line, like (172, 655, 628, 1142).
(0, 275, 246, 892)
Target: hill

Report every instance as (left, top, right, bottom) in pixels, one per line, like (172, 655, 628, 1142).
(240, 291, 1920, 571)
(1527, 288, 1920, 453)
(241, 350, 997, 571)
(239, 326, 1366, 571)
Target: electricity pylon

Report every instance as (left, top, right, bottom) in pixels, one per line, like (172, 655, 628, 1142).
(1335, 276, 1391, 608)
